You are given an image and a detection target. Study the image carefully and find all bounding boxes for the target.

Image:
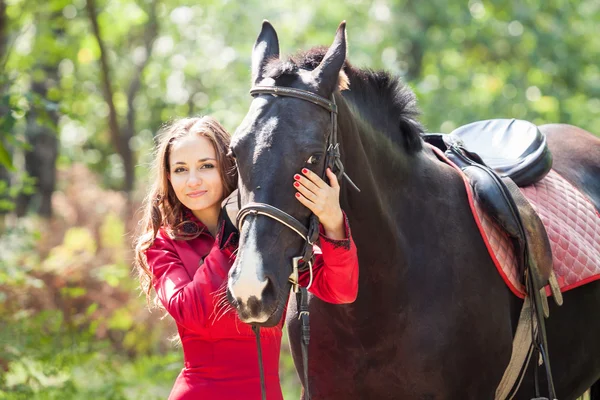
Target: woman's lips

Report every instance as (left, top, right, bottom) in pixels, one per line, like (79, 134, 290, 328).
(187, 190, 207, 198)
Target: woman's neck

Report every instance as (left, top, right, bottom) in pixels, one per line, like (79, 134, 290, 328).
(192, 205, 221, 237)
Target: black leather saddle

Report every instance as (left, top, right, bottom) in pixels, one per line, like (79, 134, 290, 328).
(440, 119, 553, 186)
(423, 118, 555, 293)
(423, 118, 559, 398)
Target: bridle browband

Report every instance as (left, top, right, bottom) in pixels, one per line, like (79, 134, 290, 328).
(236, 85, 359, 400)
(248, 86, 360, 192)
(251, 86, 338, 114)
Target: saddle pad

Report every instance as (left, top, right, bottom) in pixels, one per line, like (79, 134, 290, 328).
(430, 145, 600, 298)
(520, 170, 600, 292)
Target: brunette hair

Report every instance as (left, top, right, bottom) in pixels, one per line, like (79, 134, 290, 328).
(134, 116, 237, 303)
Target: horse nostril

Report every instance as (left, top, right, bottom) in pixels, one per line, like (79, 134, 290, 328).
(233, 297, 242, 308)
(262, 277, 276, 299)
(247, 296, 261, 316)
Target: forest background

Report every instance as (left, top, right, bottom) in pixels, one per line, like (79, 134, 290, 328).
(1, 0, 599, 398)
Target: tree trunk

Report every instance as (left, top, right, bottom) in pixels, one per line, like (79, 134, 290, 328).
(14, 10, 61, 218)
(0, 0, 11, 220)
(0, 0, 7, 61)
(15, 73, 59, 217)
(86, 0, 158, 194)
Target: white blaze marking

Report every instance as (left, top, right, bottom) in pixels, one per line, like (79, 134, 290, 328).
(230, 232, 268, 305)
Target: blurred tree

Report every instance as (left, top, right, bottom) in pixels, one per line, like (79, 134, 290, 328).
(0, 0, 6, 59)
(14, 7, 63, 218)
(85, 0, 158, 194)
(0, 0, 12, 221)
(1, 0, 598, 211)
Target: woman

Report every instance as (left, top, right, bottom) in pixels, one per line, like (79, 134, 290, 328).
(134, 116, 358, 399)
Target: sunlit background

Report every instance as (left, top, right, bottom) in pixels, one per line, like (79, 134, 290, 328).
(1, 0, 598, 398)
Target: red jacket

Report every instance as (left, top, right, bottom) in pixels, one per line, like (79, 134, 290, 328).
(145, 213, 358, 400)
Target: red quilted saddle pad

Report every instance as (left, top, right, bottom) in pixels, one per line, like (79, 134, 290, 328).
(473, 170, 600, 298)
(429, 144, 600, 298)
(520, 170, 600, 292)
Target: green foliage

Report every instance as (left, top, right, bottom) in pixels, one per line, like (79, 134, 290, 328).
(4, 0, 599, 192)
(0, 142, 12, 171)
(0, 211, 180, 398)
(0, 219, 41, 286)
(0, 312, 180, 399)
(0, 313, 180, 399)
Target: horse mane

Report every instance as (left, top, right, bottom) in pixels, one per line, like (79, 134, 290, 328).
(264, 47, 424, 153)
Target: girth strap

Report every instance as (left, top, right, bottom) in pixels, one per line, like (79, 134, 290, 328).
(495, 296, 536, 400)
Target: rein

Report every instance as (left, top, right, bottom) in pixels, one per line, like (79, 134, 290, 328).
(236, 85, 359, 400)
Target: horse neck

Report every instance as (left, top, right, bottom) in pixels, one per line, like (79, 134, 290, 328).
(336, 94, 471, 280)
(336, 93, 436, 218)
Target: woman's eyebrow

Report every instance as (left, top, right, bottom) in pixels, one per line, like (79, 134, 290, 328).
(171, 158, 216, 167)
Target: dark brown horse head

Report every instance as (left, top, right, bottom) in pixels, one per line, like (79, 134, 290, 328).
(226, 21, 347, 326)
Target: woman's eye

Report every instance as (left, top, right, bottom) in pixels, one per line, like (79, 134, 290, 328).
(174, 167, 186, 173)
(200, 163, 215, 169)
(307, 155, 321, 165)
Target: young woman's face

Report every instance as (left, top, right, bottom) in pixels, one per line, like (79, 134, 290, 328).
(168, 134, 224, 220)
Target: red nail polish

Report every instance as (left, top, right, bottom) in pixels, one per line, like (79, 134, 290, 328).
(302, 168, 309, 174)
(294, 182, 300, 187)
(295, 193, 301, 198)
(294, 174, 301, 180)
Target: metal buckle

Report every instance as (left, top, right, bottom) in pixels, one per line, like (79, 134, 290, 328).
(289, 256, 314, 293)
(289, 256, 303, 293)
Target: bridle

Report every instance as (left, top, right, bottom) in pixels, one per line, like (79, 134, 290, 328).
(235, 85, 359, 400)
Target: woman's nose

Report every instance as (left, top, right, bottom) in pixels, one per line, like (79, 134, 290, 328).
(187, 171, 202, 187)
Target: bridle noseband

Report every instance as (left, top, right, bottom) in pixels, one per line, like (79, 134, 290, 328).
(237, 202, 319, 289)
(236, 85, 359, 400)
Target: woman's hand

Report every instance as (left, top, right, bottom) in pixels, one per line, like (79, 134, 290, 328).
(293, 167, 345, 240)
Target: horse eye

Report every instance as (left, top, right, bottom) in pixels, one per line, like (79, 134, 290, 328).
(307, 155, 321, 165)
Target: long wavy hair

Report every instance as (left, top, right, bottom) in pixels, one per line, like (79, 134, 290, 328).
(134, 116, 237, 305)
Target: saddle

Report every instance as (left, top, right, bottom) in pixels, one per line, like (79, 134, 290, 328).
(424, 118, 560, 399)
(424, 119, 557, 301)
(448, 119, 553, 187)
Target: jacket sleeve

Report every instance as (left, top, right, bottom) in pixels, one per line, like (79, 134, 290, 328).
(298, 211, 359, 304)
(145, 227, 237, 332)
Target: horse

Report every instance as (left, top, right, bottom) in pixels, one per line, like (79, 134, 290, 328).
(226, 21, 600, 399)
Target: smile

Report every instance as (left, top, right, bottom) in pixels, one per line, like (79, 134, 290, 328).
(187, 190, 207, 198)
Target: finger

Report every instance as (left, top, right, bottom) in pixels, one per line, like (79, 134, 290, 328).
(295, 192, 317, 213)
(294, 173, 321, 194)
(326, 168, 340, 189)
(294, 181, 318, 202)
(301, 168, 325, 188)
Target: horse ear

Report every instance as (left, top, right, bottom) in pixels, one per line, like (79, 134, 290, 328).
(312, 21, 347, 94)
(252, 20, 280, 85)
